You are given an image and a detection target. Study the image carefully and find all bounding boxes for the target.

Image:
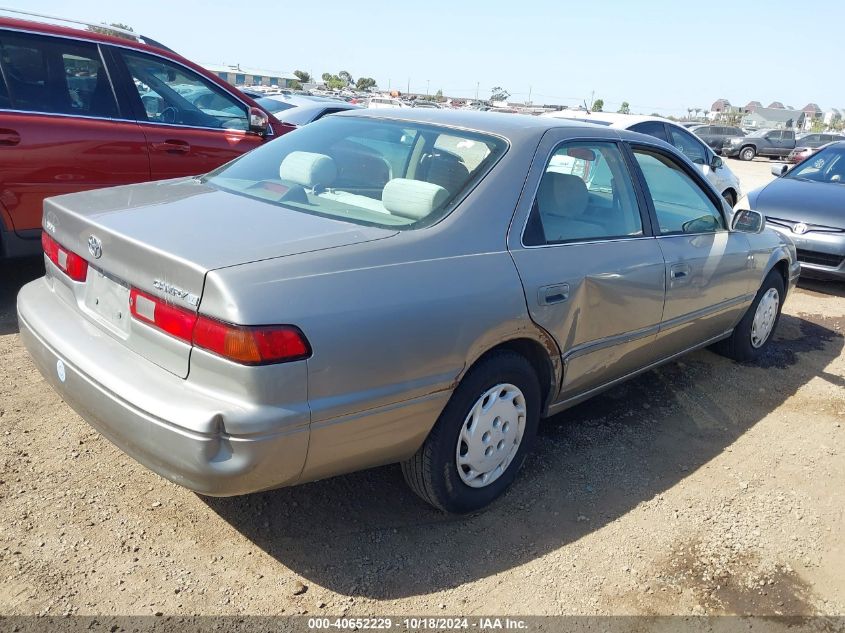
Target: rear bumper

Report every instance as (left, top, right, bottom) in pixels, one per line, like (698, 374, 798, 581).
(17, 278, 310, 496)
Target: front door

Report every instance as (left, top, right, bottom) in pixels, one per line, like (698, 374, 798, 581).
(509, 135, 667, 403)
(113, 48, 265, 180)
(628, 144, 757, 357)
(0, 31, 149, 235)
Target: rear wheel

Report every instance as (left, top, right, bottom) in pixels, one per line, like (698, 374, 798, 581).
(715, 269, 785, 362)
(740, 146, 756, 161)
(401, 351, 540, 513)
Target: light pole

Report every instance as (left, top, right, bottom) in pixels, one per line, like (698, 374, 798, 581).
(426, 79, 430, 98)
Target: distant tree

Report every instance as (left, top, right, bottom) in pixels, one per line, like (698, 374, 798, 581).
(650, 112, 661, 117)
(289, 80, 303, 90)
(687, 108, 693, 120)
(338, 70, 354, 86)
(435, 89, 444, 102)
(87, 22, 134, 40)
(617, 101, 630, 114)
(693, 107, 701, 118)
(321, 72, 332, 82)
(592, 98, 604, 112)
(355, 77, 377, 90)
(811, 118, 826, 133)
(490, 86, 510, 102)
(294, 70, 311, 84)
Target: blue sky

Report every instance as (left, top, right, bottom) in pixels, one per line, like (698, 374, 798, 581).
(14, 0, 845, 115)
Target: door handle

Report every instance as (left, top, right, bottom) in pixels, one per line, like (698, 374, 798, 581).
(151, 140, 191, 154)
(0, 129, 21, 146)
(670, 264, 691, 280)
(538, 283, 569, 306)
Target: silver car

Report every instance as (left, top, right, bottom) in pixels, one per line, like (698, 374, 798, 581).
(18, 110, 800, 513)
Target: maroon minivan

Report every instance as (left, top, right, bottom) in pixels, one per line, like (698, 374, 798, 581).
(0, 14, 294, 258)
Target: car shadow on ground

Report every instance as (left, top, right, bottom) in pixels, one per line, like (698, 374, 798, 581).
(0, 257, 43, 335)
(798, 277, 845, 299)
(204, 310, 844, 599)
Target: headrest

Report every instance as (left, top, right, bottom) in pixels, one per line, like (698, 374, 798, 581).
(279, 151, 337, 189)
(538, 173, 588, 216)
(382, 178, 449, 220)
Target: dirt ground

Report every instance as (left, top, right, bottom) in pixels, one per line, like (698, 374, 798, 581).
(1, 160, 844, 618)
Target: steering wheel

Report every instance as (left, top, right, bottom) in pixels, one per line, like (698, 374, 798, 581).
(161, 106, 179, 124)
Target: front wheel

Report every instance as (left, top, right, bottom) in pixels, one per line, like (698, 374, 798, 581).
(401, 351, 540, 513)
(740, 146, 756, 161)
(714, 269, 785, 362)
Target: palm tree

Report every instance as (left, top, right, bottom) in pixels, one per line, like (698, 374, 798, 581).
(687, 108, 693, 120)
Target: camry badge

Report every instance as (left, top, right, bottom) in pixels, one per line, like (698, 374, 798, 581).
(87, 235, 103, 259)
(153, 279, 200, 307)
(792, 222, 808, 235)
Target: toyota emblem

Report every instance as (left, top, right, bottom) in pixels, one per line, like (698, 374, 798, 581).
(87, 235, 103, 259)
(792, 222, 808, 235)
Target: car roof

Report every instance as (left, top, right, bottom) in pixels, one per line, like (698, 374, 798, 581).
(335, 108, 657, 144)
(0, 15, 171, 55)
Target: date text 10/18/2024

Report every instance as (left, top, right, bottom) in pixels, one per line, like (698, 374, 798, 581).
(307, 617, 529, 630)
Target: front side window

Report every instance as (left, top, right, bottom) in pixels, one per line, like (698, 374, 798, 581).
(0, 32, 117, 117)
(524, 141, 643, 245)
(121, 51, 248, 130)
(668, 127, 708, 165)
(633, 149, 725, 234)
(205, 116, 507, 229)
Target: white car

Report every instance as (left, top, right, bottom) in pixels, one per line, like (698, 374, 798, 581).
(368, 97, 405, 109)
(541, 111, 743, 206)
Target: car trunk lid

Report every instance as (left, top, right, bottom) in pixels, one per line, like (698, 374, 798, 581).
(42, 177, 396, 377)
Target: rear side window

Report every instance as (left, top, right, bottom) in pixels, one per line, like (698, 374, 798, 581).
(633, 148, 724, 235)
(0, 32, 118, 118)
(524, 141, 644, 245)
(120, 50, 248, 130)
(630, 121, 669, 143)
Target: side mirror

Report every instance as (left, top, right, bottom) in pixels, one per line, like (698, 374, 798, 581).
(248, 107, 270, 135)
(771, 164, 789, 177)
(711, 155, 723, 169)
(732, 208, 764, 233)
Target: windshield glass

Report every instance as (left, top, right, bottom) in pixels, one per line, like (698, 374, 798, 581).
(747, 129, 771, 138)
(204, 116, 508, 229)
(255, 97, 296, 113)
(786, 146, 845, 184)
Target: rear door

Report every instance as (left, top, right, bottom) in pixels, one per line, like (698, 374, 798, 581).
(0, 30, 149, 235)
(111, 48, 265, 180)
(509, 132, 667, 402)
(628, 143, 756, 357)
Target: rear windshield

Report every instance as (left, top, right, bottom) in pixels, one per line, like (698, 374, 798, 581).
(205, 116, 508, 229)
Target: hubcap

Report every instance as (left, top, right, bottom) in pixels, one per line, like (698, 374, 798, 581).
(751, 288, 779, 348)
(456, 383, 526, 488)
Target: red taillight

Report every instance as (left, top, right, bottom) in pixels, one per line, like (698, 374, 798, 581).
(193, 317, 310, 365)
(42, 232, 88, 282)
(130, 288, 197, 343)
(129, 287, 310, 365)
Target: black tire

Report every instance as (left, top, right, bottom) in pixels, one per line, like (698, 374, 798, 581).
(401, 350, 541, 513)
(714, 269, 785, 362)
(739, 146, 756, 161)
